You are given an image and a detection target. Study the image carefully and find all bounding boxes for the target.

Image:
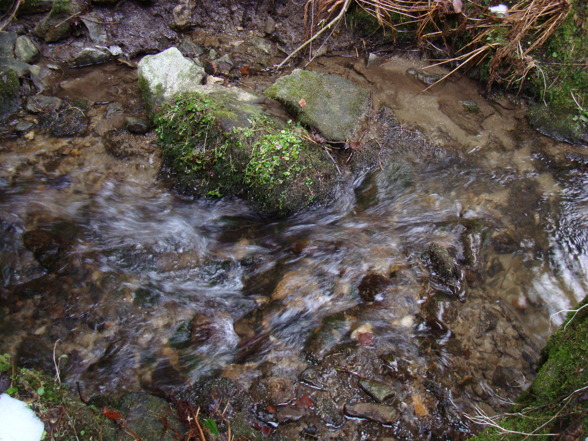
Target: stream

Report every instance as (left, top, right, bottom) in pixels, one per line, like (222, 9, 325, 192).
(1, 54, 587, 440)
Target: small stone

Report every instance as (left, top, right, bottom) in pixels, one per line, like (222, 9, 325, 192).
(80, 16, 107, 44)
(0, 57, 31, 77)
(0, 32, 17, 58)
(264, 17, 276, 35)
(15, 120, 35, 133)
(125, 116, 149, 134)
(276, 406, 305, 423)
(14, 36, 40, 63)
(428, 243, 456, 280)
(71, 47, 111, 67)
(49, 106, 88, 137)
(359, 379, 396, 403)
(344, 403, 398, 424)
(26, 95, 62, 113)
(105, 102, 124, 118)
(172, 2, 193, 31)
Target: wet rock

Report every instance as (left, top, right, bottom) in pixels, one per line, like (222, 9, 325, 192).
(359, 379, 396, 403)
(428, 243, 457, 280)
(15, 119, 35, 133)
(14, 36, 40, 63)
(0, 373, 11, 394)
(16, 0, 54, 15)
(475, 308, 498, 338)
(137, 47, 206, 109)
(265, 69, 370, 141)
(49, 105, 88, 137)
(125, 116, 149, 134)
(406, 68, 442, 86)
(26, 95, 62, 113)
(178, 39, 204, 58)
(34, 0, 84, 43)
(15, 336, 55, 372)
(304, 312, 352, 363)
(491, 231, 518, 254)
(105, 102, 124, 118)
(0, 57, 31, 77)
(70, 47, 111, 67)
(0, 68, 21, 122)
(252, 377, 295, 405)
(22, 229, 70, 272)
(116, 393, 184, 441)
(358, 272, 390, 302)
(460, 100, 480, 114)
(80, 15, 107, 44)
(299, 367, 325, 389)
(29, 64, 52, 92)
(0, 31, 17, 58)
(277, 405, 305, 423)
(344, 403, 398, 425)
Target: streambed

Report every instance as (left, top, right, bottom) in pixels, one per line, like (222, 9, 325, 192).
(1, 54, 587, 440)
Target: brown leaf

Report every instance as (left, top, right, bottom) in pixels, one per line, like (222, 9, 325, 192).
(411, 394, 429, 417)
(298, 98, 307, 107)
(102, 408, 123, 421)
(240, 65, 250, 75)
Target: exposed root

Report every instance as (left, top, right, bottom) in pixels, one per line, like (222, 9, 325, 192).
(291, 0, 571, 91)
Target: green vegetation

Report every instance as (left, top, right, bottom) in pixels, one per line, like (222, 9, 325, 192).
(154, 92, 335, 217)
(0, 354, 118, 441)
(470, 298, 588, 440)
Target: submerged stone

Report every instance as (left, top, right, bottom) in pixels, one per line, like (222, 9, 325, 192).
(344, 402, 398, 424)
(70, 47, 111, 67)
(358, 379, 396, 403)
(265, 69, 369, 141)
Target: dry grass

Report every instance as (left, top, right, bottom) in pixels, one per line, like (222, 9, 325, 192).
(295, 0, 571, 89)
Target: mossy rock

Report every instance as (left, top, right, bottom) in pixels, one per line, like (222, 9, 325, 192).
(470, 296, 588, 440)
(0, 355, 119, 441)
(0, 68, 21, 122)
(34, 0, 83, 43)
(154, 90, 337, 217)
(265, 69, 370, 142)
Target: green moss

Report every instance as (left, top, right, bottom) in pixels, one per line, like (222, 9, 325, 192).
(0, 354, 118, 441)
(154, 92, 335, 217)
(469, 297, 588, 440)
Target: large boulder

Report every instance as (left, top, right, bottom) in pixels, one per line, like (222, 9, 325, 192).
(137, 47, 206, 109)
(264, 69, 370, 142)
(139, 48, 337, 217)
(0, 68, 21, 122)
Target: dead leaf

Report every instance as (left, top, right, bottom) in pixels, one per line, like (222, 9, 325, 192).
(452, 0, 463, 13)
(298, 98, 307, 107)
(102, 408, 124, 421)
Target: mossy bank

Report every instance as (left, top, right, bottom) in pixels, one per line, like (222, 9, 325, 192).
(470, 297, 588, 440)
(153, 91, 337, 217)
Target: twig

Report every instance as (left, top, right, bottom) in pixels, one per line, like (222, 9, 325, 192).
(0, 0, 23, 31)
(276, 0, 352, 69)
(53, 338, 62, 386)
(323, 146, 342, 174)
(549, 302, 588, 330)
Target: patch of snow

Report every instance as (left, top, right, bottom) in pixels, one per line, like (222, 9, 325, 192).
(0, 393, 45, 441)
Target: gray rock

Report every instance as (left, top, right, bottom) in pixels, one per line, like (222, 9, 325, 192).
(137, 47, 206, 108)
(26, 95, 62, 113)
(15, 119, 35, 133)
(116, 393, 184, 441)
(81, 16, 108, 44)
(34, 0, 84, 43)
(105, 102, 124, 118)
(29, 64, 53, 92)
(344, 403, 398, 424)
(14, 36, 40, 63)
(359, 379, 396, 402)
(0, 68, 21, 121)
(0, 32, 17, 58)
(178, 39, 204, 57)
(71, 47, 111, 67)
(428, 243, 456, 280)
(265, 69, 370, 141)
(125, 116, 149, 134)
(276, 406, 305, 423)
(172, 1, 194, 31)
(0, 57, 30, 77)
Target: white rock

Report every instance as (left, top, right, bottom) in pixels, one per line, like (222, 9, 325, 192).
(0, 393, 45, 441)
(137, 47, 206, 108)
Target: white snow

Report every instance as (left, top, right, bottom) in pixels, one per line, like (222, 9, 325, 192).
(0, 393, 45, 441)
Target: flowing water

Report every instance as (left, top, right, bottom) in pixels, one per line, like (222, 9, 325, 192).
(1, 56, 587, 439)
